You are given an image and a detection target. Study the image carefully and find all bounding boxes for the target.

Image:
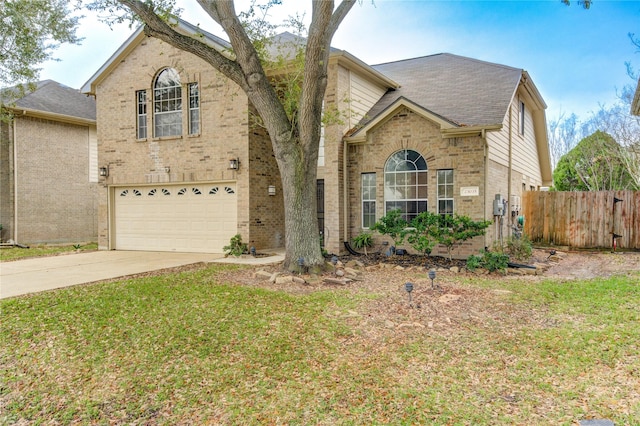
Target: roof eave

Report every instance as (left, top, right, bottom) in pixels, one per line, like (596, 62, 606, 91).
(8, 107, 96, 126)
(330, 50, 400, 90)
(81, 26, 145, 95)
(81, 19, 231, 95)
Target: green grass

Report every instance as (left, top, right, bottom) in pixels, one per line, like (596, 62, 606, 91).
(1, 265, 638, 425)
(0, 243, 98, 261)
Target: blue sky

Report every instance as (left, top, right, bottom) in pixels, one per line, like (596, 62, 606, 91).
(40, 0, 640, 123)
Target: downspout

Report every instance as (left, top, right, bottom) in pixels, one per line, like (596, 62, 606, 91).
(343, 139, 349, 245)
(508, 102, 513, 229)
(482, 128, 488, 250)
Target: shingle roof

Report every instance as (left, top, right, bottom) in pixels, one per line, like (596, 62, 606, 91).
(365, 53, 523, 127)
(7, 80, 96, 120)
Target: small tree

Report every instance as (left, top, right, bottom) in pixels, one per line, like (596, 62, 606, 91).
(435, 214, 491, 261)
(370, 209, 409, 250)
(407, 211, 439, 257)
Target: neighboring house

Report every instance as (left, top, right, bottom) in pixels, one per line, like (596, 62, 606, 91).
(81, 20, 551, 257)
(0, 81, 98, 245)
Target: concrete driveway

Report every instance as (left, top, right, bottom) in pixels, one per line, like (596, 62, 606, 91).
(0, 251, 224, 299)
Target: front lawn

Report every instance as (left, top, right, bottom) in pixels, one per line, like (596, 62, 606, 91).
(0, 243, 97, 262)
(1, 264, 638, 424)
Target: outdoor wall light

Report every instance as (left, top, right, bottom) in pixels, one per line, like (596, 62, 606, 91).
(164, 166, 170, 173)
(268, 185, 276, 196)
(99, 166, 109, 177)
(228, 158, 240, 170)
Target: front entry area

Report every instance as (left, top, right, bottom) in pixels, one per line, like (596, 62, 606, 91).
(112, 182, 237, 253)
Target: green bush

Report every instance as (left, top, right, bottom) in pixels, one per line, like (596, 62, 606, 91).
(466, 254, 482, 271)
(504, 234, 533, 261)
(352, 232, 374, 255)
(223, 234, 247, 257)
(371, 209, 409, 248)
(407, 211, 439, 256)
(435, 214, 491, 261)
(482, 250, 509, 272)
(467, 250, 509, 273)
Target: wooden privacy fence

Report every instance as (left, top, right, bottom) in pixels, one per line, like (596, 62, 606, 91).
(522, 190, 640, 250)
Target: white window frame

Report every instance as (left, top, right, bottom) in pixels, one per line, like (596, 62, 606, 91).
(188, 82, 200, 135)
(153, 68, 182, 138)
(361, 172, 376, 229)
(519, 100, 525, 136)
(437, 169, 454, 216)
(383, 149, 428, 222)
(136, 89, 147, 140)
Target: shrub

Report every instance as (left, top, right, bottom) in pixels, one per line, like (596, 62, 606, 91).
(466, 254, 482, 271)
(223, 234, 247, 257)
(504, 234, 533, 261)
(467, 250, 509, 273)
(481, 250, 509, 272)
(407, 211, 439, 256)
(435, 214, 491, 261)
(352, 232, 373, 255)
(371, 209, 409, 248)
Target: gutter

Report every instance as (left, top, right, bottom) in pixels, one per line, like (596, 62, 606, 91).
(508, 102, 513, 228)
(482, 128, 488, 250)
(343, 138, 349, 244)
(11, 107, 96, 127)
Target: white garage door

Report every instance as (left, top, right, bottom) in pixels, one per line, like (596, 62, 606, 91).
(114, 183, 237, 253)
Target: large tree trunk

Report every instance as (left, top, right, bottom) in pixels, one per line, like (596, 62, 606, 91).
(276, 137, 323, 271)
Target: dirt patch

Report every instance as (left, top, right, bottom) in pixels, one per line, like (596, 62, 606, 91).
(213, 249, 639, 339)
(539, 250, 640, 280)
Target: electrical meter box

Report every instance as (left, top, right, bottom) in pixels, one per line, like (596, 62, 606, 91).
(493, 194, 505, 216)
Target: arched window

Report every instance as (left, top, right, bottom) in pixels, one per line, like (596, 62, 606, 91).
(153, 68, 182, 137)
(384, 149, 428, 222)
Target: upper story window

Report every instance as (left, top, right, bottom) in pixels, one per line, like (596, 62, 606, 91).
(384, 149, 428, 222)
(519, 100, 525, 135)
(188, 82, 200, 135)
(136, 90, 147, 139)
(154, 68, 182, 137)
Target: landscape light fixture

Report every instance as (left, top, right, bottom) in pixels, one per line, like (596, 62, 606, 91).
(297, 257, 305, 274)
(228, 158, 240, 170)
(428, 269, 438, 290)
(331, 255, 338, 275)
(250, 246, 256, 256)
(404, 282, 414, 304)
(99, 166, 109, 177)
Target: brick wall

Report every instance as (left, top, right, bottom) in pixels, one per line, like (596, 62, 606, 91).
(0, 120, 14, 241)
(6, 116, 97, 244)
(346, 108, 490, 258)
(95, 36, 278, 250)
(247, 107, 285, 250)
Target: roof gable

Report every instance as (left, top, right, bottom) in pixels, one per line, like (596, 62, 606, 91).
(365, 53, 523, 128)
(81, 19, 231, 95)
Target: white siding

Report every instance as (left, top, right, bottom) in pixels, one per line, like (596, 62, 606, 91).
(487, 95, 543, 185)
(349, 72, 387, 129)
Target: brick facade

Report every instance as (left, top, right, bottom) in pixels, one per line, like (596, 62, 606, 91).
(345, 108, 490, 258)
(87, 27, 550, 258)
(0, 116, 98, 244)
